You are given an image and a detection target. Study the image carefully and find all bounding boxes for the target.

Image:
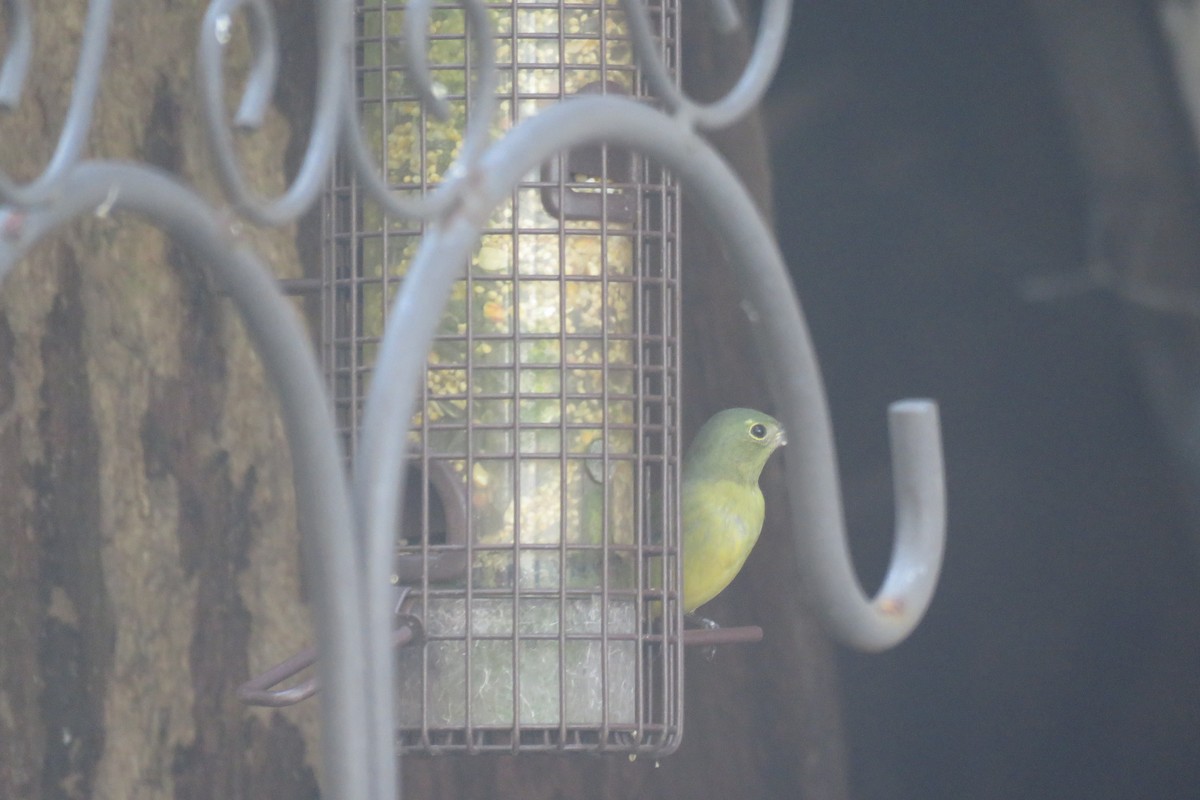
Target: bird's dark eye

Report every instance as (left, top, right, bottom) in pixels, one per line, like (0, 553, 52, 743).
(749, 423, 767, 440)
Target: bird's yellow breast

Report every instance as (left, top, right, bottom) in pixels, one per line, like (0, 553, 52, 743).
(680, 478, 765, 612)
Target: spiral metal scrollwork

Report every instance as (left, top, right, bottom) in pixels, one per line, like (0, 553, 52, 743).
(0, 1, 946, 797)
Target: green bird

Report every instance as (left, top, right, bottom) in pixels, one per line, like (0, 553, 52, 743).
(681, 408, 787, 615)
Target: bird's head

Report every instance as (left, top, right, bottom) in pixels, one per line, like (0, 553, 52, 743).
(683, 408, 787, 485)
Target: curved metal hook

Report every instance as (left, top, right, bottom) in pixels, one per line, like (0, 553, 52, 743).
(340, 0, 498, 221)
(0, 162, 372, 800)
(0, 0, 112, 205)
(620, 0, 791, 130)
(196, 0, 349, 226)
(788, 399, 946, 651)
(0, 0, 33, 110)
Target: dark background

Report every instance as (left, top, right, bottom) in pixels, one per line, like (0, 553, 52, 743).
(763, 2, 1200, 798)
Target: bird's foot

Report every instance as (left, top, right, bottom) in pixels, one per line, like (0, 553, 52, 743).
(684, 613, 720, 630)
(684, 613, 720, 661)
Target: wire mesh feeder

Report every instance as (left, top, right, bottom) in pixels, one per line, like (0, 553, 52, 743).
(322, 0, 684, 754)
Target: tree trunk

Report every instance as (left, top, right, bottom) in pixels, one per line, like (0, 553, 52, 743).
(0, 2, 323, 797)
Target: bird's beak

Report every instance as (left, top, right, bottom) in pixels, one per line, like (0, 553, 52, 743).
(776, 428, 788, 448)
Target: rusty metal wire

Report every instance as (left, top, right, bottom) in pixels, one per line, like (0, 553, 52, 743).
(0, 1, 947, 798)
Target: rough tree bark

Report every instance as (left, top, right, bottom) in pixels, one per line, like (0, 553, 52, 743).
(0, 1, 322, 798)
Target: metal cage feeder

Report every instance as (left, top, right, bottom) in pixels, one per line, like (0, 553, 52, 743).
(323, 0, 685, 755)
